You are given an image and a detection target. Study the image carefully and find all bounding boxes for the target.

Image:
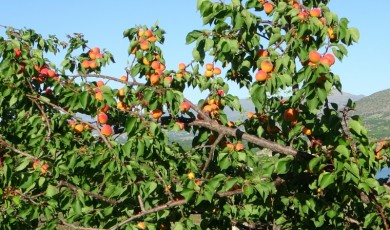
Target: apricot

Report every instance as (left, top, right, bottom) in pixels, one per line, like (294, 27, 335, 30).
(298, 11, 309, 21)
(139, 41, 149, 51)
(120, 75, 128, 81)
(308, 50, 321, 64)
(310, 8, 321, 17)
(74, 124, 84, 133)
(263, 2, 274, 14)
(101, 105, 109, 113)
(204, 70, 214, 77)
(81, 60, 90, 69)
(213, 67, 222, 75)
(117, 101, 126, 111)
(283, 108, 299, 122)
(117, 88, 125, 97)
(205, 63, 214, 71)
(89, 51, 97, 60)
(40, 164, 49, 174)
(323, 53, 335, 65)
(302, 127, 312, 136)
(327, 27, 337, 40)
(226, 143, 235, 152)
(260, 60, 273, 73)
(97, 80, 105, 87)
(163, 76, 173, 84)
(95, 92, 104, 101)
(151, 109, 163, 119)
(89, 61, 97, 69)
(178, 63, 186, 70)
(144, 30, 153, 38)
(257, 49, 268, 57)
(142, 57, 150, 66)
(248, 112, 255, 119)
(91, 47, 100, 54)
(151, 61, 161, 70)
(235, 142, 245, 151)
(147, 36, 157, 42)
(187, 172, 195, 180)
(255, 70, 268, 82)
(100, 124, 112, 136)
(97, 112, 108, 124)
(176, 122, 184, 130)
(14, 48, 21, 59)
(150, 74, 160, 85)
(179, 101, 191, 112)
(47, 69, 57, 78)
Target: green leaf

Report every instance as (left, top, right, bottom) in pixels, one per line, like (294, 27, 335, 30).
(309, 156, 323, 171)
(181, 188, 195, 202)
(15, 158, 31, 171)
(243, 185, 254, 197)
(79, 91, 89, 109)
(186, 30, 203, 44)
(275, 156, 293, 174)
(125, 117, 138, 135)
(46, 184, 58, 197)
(349, 27, 360, 42)
(335, 145, 350, 158)
(364, 212, 377, 228)
(269, 33, 281, 46)
(318, 172, 335, 189)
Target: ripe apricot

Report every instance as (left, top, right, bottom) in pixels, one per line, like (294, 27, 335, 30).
(263, 3, 274, 14)
(151, 109, 163, 119)
(100, 125, 112, 136)
(255, 70, 268, 82)
(260, 60, 273, 73)
(308, 50, 321, 64)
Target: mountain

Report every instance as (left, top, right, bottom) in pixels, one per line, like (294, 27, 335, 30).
(354, 89, 390, 139)
(328, 90, 366, 107)
(223, 90, 366, 122)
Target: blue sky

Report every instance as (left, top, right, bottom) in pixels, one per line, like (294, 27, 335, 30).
(2, 0, 389, 102)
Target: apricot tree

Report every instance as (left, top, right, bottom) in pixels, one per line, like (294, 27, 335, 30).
(1, 0, 390, 229)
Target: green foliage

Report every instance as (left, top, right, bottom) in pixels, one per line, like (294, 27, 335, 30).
(0, 0, 389, 229)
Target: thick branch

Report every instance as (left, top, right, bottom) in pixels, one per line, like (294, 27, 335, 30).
(189, 120, 298, 156)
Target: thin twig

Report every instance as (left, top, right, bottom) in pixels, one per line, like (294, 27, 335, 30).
(58, 180, 120, 206)
(201, 133, 225, 175)
(0, 138, 37, 160)
(60, 219, 106, 230)
(137, 195, 145, 212)
(26, 94, 113, 150)
(109, 188, 245, 230)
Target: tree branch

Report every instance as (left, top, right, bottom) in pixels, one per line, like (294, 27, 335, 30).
(60, 219, 106, 230)
(0, 137, 38, 160)
(26, 94, 113, 150)
(201, 133, 225, 175)
(109, 188, 246, 230)
(58, 180, 120, 206)
(189, 119, 299, 156)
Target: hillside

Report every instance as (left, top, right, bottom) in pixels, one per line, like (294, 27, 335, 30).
(224, 90, 366, 122)
(354, 89, 390, 139)
(328, 90, 365, 107)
